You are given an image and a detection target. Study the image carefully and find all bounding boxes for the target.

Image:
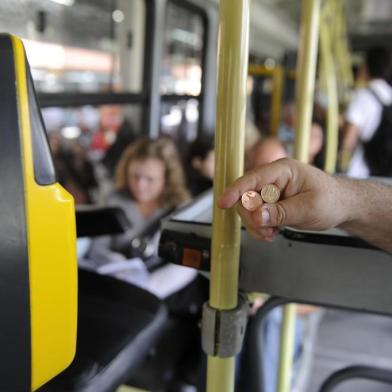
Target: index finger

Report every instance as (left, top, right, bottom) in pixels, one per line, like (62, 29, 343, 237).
(218, 158, 292, 209)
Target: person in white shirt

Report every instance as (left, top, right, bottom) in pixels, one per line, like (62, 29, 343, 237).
(342, 47, 392, 178)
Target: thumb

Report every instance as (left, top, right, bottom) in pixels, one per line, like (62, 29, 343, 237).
(258, 194, 309, 228)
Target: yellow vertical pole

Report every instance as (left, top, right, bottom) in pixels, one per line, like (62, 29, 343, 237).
(207, 1, 250, 391)
(278, 1, 321, 392)
(294, 0, 322, 162)
(320, 1, 339, 174)
(333, 0, 354, 105)
(339, 3, 354, 102)
(270, 66, 284, 137)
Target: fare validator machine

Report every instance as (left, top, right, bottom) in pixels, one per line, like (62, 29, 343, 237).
(159, 190, 392, 315)
(0, 34, 77, 391)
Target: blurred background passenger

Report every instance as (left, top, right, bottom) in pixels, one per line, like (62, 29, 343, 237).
(309, 119, 325, 168)
(86, 137, 202, 300)
(341, 46, 392, 178)
(49, 131, 98, 204)
(91, 105, 124, 155)
(86, 137, 208, 390)
(278, 101, 296, 148)
(101, 118, 136, 177)
(186, 135, 215, 196)
(246, 136, 286, 171)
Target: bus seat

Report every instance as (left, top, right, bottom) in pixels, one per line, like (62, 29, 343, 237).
(0, 34, 77, 391)
(38, 269, 167, 392)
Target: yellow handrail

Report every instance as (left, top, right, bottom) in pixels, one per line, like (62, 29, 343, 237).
(332, 0, 354, 105)
(320, 0, 339, 174)
(293, 0, 322, 163)
(207, 0, 250, 391)
(278, 1, 321, 392)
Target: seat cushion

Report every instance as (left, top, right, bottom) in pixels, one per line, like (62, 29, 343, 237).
(39, 269, 167, 392)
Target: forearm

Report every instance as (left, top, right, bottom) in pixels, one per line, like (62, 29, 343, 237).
(337, 178, 392, 253)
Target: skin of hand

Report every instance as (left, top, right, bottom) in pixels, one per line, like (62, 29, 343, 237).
(219, 158, 392, 253)
(218, 158, 348, 242)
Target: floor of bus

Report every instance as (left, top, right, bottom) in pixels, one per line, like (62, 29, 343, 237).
(117, 308, 392, 392)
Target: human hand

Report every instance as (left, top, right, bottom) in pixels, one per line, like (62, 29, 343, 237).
(218, 158, 348, 242)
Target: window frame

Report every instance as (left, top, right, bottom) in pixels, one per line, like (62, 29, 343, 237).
(34, 0, 217, 139)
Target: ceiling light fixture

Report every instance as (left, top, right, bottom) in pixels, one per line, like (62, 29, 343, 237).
(49, 0, 75, 6)
(112, 9, 125, 23)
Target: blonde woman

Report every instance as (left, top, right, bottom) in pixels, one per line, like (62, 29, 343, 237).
(87, 137, 196, 298)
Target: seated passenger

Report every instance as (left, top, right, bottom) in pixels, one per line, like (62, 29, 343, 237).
(309, 119, 325, 168)
(49, 132, 98, 205)
(86, 137, 196, 299)
(186, 135, 215, 196)
(246, 136, 286, 171)
(90, 105, 124, 156)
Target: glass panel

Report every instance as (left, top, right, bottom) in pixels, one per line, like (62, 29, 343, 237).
(0, 0, 145, 93)
(161, 2, 204, 96)
(160, 99, 199, 152)
(27, 64, 56, 185)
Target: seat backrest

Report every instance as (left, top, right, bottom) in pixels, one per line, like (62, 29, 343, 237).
(0, 34, 77, 391)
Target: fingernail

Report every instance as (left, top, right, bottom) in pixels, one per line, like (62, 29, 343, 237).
(261, 207, 270, 226)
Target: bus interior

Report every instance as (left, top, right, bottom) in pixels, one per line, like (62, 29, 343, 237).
(0, 1, 392, 391)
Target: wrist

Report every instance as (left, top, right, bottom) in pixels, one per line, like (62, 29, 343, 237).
(334, 176, 362, 230)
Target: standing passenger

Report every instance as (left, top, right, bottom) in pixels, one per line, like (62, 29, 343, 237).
(341, 47, 392, 177)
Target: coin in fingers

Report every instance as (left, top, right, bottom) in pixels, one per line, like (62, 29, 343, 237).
(260, 184, 280, 204)
(241, 191, 263, 211)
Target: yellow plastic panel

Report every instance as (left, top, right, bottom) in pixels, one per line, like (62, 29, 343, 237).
(12, 36, 77, 391)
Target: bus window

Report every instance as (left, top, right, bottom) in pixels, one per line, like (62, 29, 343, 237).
(161, 1, 204, 96)
(0, 0, 146, 94)
(41, 103, 143, 204)
(41, 104, 142, 158)
(160, 98, 199, 149)
(160, 1, 206, 140)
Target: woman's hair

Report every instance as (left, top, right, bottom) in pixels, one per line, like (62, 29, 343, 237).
(115, 137, 189, 207)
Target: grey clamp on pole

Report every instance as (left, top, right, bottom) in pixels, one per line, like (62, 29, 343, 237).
(202, 294, 250, 358)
